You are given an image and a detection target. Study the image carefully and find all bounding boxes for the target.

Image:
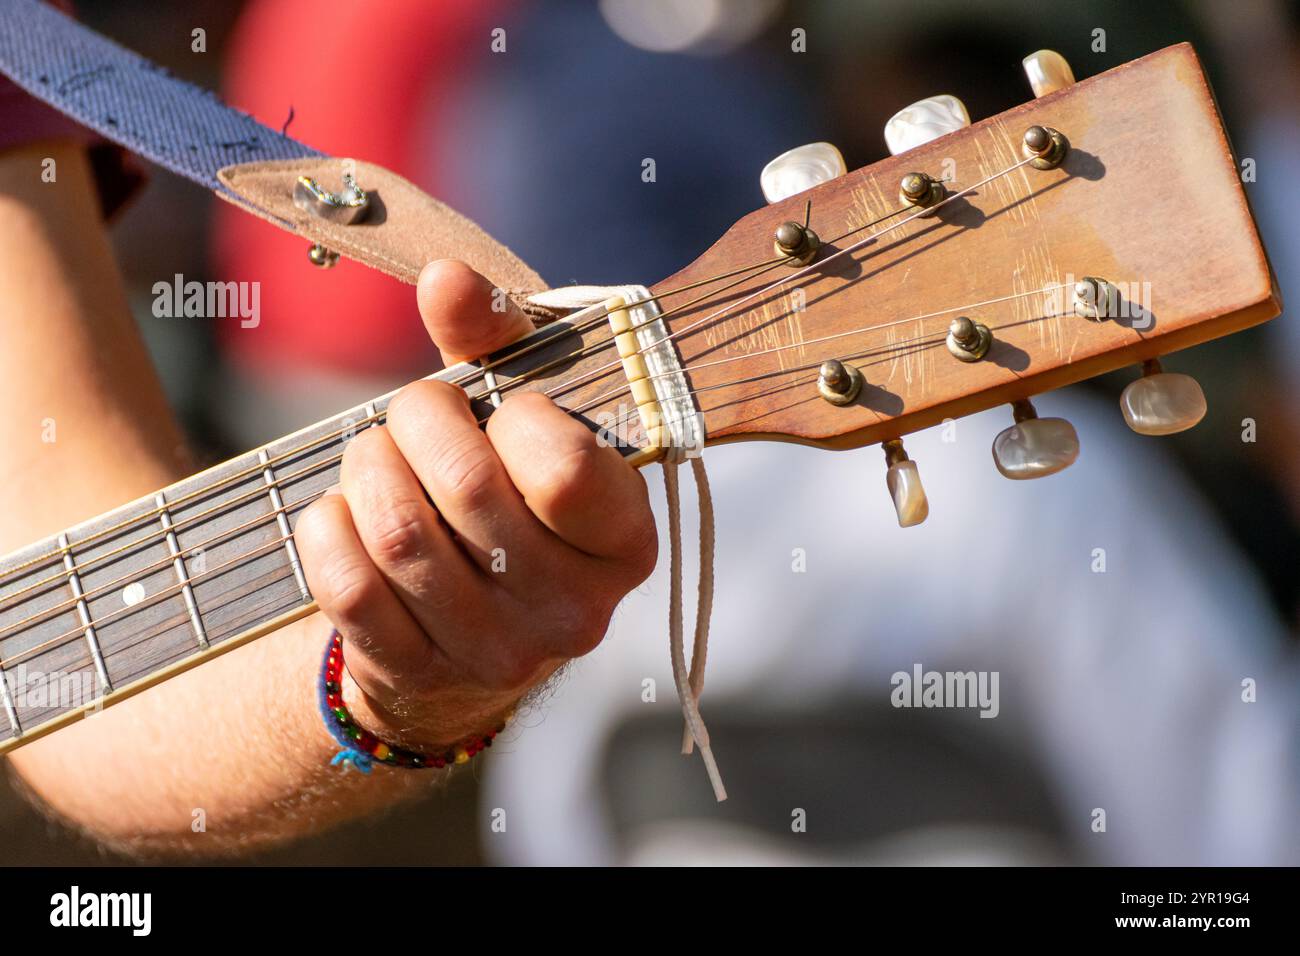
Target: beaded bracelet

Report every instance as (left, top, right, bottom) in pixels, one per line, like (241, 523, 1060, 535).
(318, 630, 511, 774)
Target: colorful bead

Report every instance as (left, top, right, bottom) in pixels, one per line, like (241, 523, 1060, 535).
(318, 630, 504, 774)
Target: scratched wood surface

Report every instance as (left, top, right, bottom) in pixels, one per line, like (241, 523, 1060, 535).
(655, 44, 1280, 450)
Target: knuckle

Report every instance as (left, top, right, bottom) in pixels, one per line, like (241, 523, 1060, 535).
(315, 554, 383, 623)
(502, 390, 552, 414)
(535, 440, 603, 514)
(431, 437, 499, 512)
(365, 499, 431, 565)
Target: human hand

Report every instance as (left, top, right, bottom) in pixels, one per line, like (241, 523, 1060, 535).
(295, 261, 657, 749)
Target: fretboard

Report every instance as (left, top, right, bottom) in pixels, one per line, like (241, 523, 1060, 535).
(0, 313, 654, 752)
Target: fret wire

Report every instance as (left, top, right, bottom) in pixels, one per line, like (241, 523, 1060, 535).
(0, 394, 403, 586)
(0, 388, 396, 614)
(0, 652, 20, 736)
(4, 346, 512, 610)
(156, 491, 208, 649)
(259, 449, 312, 604)
(57, 533, 112, 693)
(2, 307, 578, 597)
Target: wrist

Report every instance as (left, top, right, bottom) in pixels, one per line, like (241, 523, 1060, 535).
(331, 641, 516, 756)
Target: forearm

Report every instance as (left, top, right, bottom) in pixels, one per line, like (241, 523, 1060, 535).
(0, 143, 429, 854)
(11, 614, 434, 857)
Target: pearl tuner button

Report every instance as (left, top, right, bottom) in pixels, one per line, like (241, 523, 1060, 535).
(1022, 50, 1076, 98)
(760, 142, 847, 204)
(991, 399, 1080, 480)
(883, 439, 929, 527)
(1120, 360, 1207, 436)
(884, 95, 970, 156)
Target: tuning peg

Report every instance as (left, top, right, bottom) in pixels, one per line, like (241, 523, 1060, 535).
(883, 95, 970, 156)
(1119, 359, 1207, 435)
(760, 142, 846, 204)
(991, 399, 1079, 480)
(1022, 50, 1075, 98)
(883, 439, 928, 527)
(946, 316, 992, 362)
(1073, 276, 1118, 320)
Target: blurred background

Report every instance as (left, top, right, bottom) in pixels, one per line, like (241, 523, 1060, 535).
(2, 0, 1298, 865)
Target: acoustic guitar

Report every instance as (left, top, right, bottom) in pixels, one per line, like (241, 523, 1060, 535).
(0, 44, 1279, 755)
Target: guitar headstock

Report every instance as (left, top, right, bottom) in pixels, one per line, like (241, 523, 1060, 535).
(652, 43, 1280, 524)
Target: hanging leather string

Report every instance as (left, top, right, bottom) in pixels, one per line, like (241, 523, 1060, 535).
(527, 285, 725, 800)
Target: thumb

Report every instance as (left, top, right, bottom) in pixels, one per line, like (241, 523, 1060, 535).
(416, 259, 537, 366)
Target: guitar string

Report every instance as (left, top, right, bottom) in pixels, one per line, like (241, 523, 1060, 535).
(0, 194, 932, 596)
(0, 294, 1080, 670)
(0, 271, 1076, 644)
(0, 154, 1055, 665)
(574, 282, 1077, 399)
(574, 301, 1078, 434)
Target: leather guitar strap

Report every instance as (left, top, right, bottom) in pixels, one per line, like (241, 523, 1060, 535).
(0, 0, 551, 306)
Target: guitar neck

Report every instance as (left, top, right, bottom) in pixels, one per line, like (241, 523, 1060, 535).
(0, 307, 660, 753)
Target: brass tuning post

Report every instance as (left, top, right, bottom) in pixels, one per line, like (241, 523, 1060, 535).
(1022, 124, 1068, 169)
(817, 359, 863, 405)
(899, 171, 946, 210)
(774, 200, 821, 266)
(946, 316, 993, 362)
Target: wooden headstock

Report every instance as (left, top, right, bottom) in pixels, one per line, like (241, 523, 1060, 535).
(653, 43, 1280, 454)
